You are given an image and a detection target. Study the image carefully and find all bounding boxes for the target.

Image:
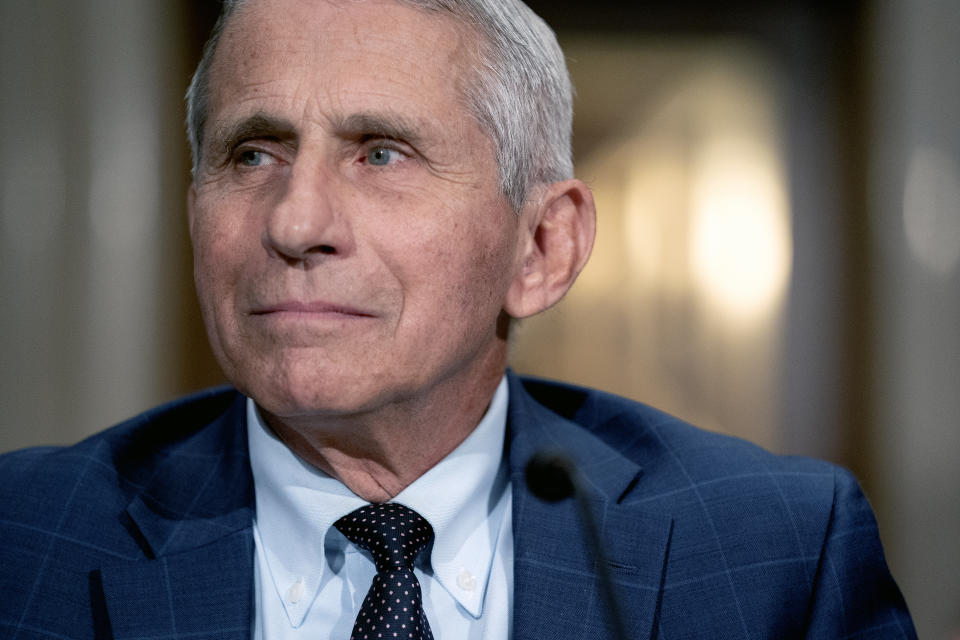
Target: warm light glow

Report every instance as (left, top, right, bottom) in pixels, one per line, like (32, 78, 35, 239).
(690, 136, 792, 321)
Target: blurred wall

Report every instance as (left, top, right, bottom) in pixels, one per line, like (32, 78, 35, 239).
(0, 0, 215, 452)
(868, 0, 960, 636)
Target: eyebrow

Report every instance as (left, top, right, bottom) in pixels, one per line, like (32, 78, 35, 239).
(207, 110, 429, 161)
(334, 112, 426, 147)
(209, 113, 298, 158)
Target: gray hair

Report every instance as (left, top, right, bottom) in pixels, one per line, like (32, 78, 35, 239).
(185, 0, 573, 210)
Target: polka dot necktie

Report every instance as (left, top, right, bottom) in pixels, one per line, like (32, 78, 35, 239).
(335, 503, 435, 640)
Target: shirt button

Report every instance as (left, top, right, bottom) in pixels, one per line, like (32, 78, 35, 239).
(286, 579, 304, 604)
(457, 568, 477, 592)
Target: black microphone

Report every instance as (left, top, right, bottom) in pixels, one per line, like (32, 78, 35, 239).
(525, 451, 629, 640)
(524, 450, 577, 502)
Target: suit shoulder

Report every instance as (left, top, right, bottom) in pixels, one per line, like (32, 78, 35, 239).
(0, 386, 242, 517)
(516, 374, 839, 497)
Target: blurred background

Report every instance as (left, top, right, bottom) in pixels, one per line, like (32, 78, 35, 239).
(1, 0, 957, 636)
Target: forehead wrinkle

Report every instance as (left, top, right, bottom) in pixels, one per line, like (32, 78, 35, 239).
(207, 0, 500, 174)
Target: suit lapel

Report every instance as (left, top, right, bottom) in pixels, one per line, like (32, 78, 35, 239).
(507, 374, 673, 640)
(94, 377, 672, 638)
(98, 393, 256, 639)
(99, 530, 253, 639)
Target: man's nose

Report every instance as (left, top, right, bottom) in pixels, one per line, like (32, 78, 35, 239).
(263, 162, 354, 263)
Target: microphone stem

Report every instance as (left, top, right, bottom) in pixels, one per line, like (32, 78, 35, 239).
(572, 488, 630, 640)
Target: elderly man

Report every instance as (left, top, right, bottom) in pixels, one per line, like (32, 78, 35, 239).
(0, 0, 915, 638)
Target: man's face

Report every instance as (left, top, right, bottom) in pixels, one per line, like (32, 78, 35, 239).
(189, 0, 525, 420)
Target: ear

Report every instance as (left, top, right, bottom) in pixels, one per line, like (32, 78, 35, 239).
(504, 179, 596, 319)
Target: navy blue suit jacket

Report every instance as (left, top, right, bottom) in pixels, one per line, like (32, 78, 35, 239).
(0, 374, 915, 638)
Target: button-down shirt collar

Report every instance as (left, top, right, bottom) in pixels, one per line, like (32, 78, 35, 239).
(247, 376, 510, 626)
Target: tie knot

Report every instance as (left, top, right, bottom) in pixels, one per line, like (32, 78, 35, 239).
(335, 502, 433, 573)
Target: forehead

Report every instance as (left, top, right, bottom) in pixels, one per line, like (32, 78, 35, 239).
(208, 0, 480, 127)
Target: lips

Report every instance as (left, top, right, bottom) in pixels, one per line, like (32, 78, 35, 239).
(250, 301, 376, 317)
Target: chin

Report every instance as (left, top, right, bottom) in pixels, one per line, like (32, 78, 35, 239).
(234, 359, 386, 419)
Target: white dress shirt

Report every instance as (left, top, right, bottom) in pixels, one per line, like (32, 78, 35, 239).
(248, 377, 513, 640)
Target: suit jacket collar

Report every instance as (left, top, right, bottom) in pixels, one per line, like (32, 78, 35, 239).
(97, 376, 674, 639)
(100, 391, 256, 639)
(124, 392, 253, 557)
(506, 372, 674, 640)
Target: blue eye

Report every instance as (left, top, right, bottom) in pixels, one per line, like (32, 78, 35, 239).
(368, 146, 394, 166)
(238, 149, 269, 167)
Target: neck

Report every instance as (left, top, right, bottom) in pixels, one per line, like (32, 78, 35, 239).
(262, 358, 506, 503)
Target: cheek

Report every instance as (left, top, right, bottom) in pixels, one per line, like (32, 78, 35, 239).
(192, 221, 227, 299)
(410, 219, 516, 318)
(191, 206, 252, 320)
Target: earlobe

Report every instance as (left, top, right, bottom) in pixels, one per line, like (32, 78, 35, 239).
(504, 179, 596, 319)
